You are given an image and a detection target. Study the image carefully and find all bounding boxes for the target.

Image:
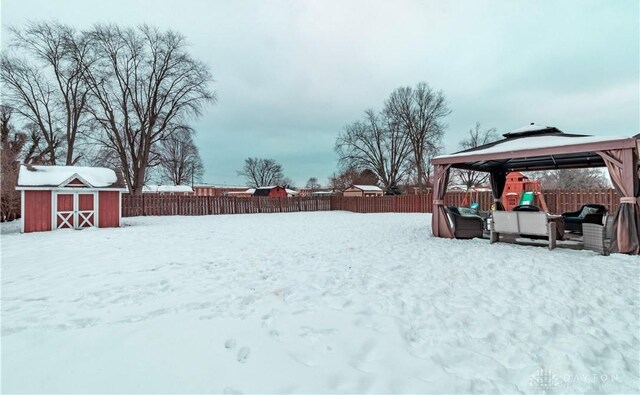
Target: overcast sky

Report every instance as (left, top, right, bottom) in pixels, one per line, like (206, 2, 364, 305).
(2, 0, 638, 186)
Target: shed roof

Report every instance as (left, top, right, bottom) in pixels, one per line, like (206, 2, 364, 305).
(17, 165, 126, 189)
(433, 124, 638, 172)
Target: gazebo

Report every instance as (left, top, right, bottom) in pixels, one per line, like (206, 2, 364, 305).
(431, 124, 640, 255)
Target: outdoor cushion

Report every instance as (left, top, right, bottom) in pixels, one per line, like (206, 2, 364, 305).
(578, 206, 599, 219)
(458, 207, 478, 216)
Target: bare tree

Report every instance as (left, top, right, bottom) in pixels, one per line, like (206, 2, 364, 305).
(328, 167, 380, 191)
(405, 142, 443, 191)
(328, 167, 358, 191)
(157, 126, 204, 185)
(384, 82, 450, 193)
(527, 169, 610, 189)
(1, 107, 26, 221)
(81, 24, 215, 194)
(453, 122, 498, 189)
(238, 158, 288, 188)
(335, 109, 411, 191)
(305, 177, 321, 190)
(1, 21, 92, 165)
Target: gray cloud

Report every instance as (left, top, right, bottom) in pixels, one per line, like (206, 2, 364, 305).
(3, 0, 638, 186)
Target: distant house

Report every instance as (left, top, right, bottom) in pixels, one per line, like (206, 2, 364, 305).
(142, 185, 193, 195)
(253, 186, 289, 197)
(299, 188, 334, 197)
(342, 185, 384, 197)
(310, 190, 335, 197)
(225, 188, 255, 198)
(192, 185, 249, 196)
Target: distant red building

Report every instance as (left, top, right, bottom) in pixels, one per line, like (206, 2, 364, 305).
(253, 186, 288, 197)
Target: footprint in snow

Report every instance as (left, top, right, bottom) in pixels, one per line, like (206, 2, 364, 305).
(237, 347, 251, 363)
(224, 338, 236, 350)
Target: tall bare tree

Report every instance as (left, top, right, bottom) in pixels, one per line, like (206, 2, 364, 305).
(384, 82, 450, 193)
(454, 122, 498, 189)
(305, 177, 321, 190)
(81, 24, 215, 194)
(1, 107, 26, 221)
(1, 21, 92, 165)
(527, 169, 609, 189)
(328, 167, 380, 191)
(238, 158, 289, 188)
(335, 109, 411, 191)
(328, 167, 358, 192)
(156, 126, 204, 185)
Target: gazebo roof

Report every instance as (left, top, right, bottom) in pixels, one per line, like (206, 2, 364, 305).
(433, 124, 638, 172)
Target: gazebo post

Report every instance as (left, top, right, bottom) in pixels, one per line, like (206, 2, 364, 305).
(597, 147, 640, 254)
(489, 170, 507, 211)
(432, 164, 453, 238)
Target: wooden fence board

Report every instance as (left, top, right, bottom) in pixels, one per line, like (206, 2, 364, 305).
(122, 189, 619, 217)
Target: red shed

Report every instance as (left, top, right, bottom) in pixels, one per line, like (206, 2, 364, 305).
(16, 165, 127, 233)
(253, 186, 288, 197)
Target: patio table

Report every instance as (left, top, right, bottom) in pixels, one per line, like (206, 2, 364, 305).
(547, 215, 565, 241)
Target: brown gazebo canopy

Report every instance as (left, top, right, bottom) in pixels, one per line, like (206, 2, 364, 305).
(431, 124, 640, 255)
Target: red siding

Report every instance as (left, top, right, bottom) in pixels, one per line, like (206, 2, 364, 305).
(24, 190, 52, 233)
(67, 178, 87, 187)
(78, 194, 94, 210)
(268, 187, 287, 197)
(99, 191, 120, 228)
(57, 194, 74, 211)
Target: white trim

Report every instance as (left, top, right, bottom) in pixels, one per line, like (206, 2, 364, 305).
(76, 192, 96, 229)
(54, 192, 74, 230)
(58, 173, 94, 188)
(118, 191, 122, 227)
(16, 186, 127, 192)
(20, 190, 25, 233)
(51, 190, 57, 231)
(53, 191, 97, 230)
(73, 193, 79, 229)
(95, 192, 100, 228)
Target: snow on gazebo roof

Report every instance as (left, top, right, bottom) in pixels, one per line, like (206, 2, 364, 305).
(433, 124, 637, 171)
(17, 164, 125, 189)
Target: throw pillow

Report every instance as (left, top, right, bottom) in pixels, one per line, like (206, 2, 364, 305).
(458, 207, 478, 217)
(578, 206, 599, 219)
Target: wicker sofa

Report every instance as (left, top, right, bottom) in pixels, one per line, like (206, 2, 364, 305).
(490, 211, 558, 250)
(582, 215, 614, 255)
(446, 206, 485, 239)
(562, 204, 607, 233)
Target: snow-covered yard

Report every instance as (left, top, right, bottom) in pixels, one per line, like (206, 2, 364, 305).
(1, 212, 638, 394)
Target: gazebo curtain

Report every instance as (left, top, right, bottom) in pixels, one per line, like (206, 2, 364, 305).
(489, 170, 507, 211)
(597, 148, 640, 255)
(432, 164, 454, 238)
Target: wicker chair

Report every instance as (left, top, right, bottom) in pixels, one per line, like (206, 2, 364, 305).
(562, 204, 607, 233)
(583, 215, 614, 255)
(446, 207, 485, 239)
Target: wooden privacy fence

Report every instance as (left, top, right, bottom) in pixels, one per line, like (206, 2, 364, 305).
(331, 189, 619, 215)
(121, 189, 619, 217)
(122, 195, 331, 217)
(542, 189, 619, 214)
